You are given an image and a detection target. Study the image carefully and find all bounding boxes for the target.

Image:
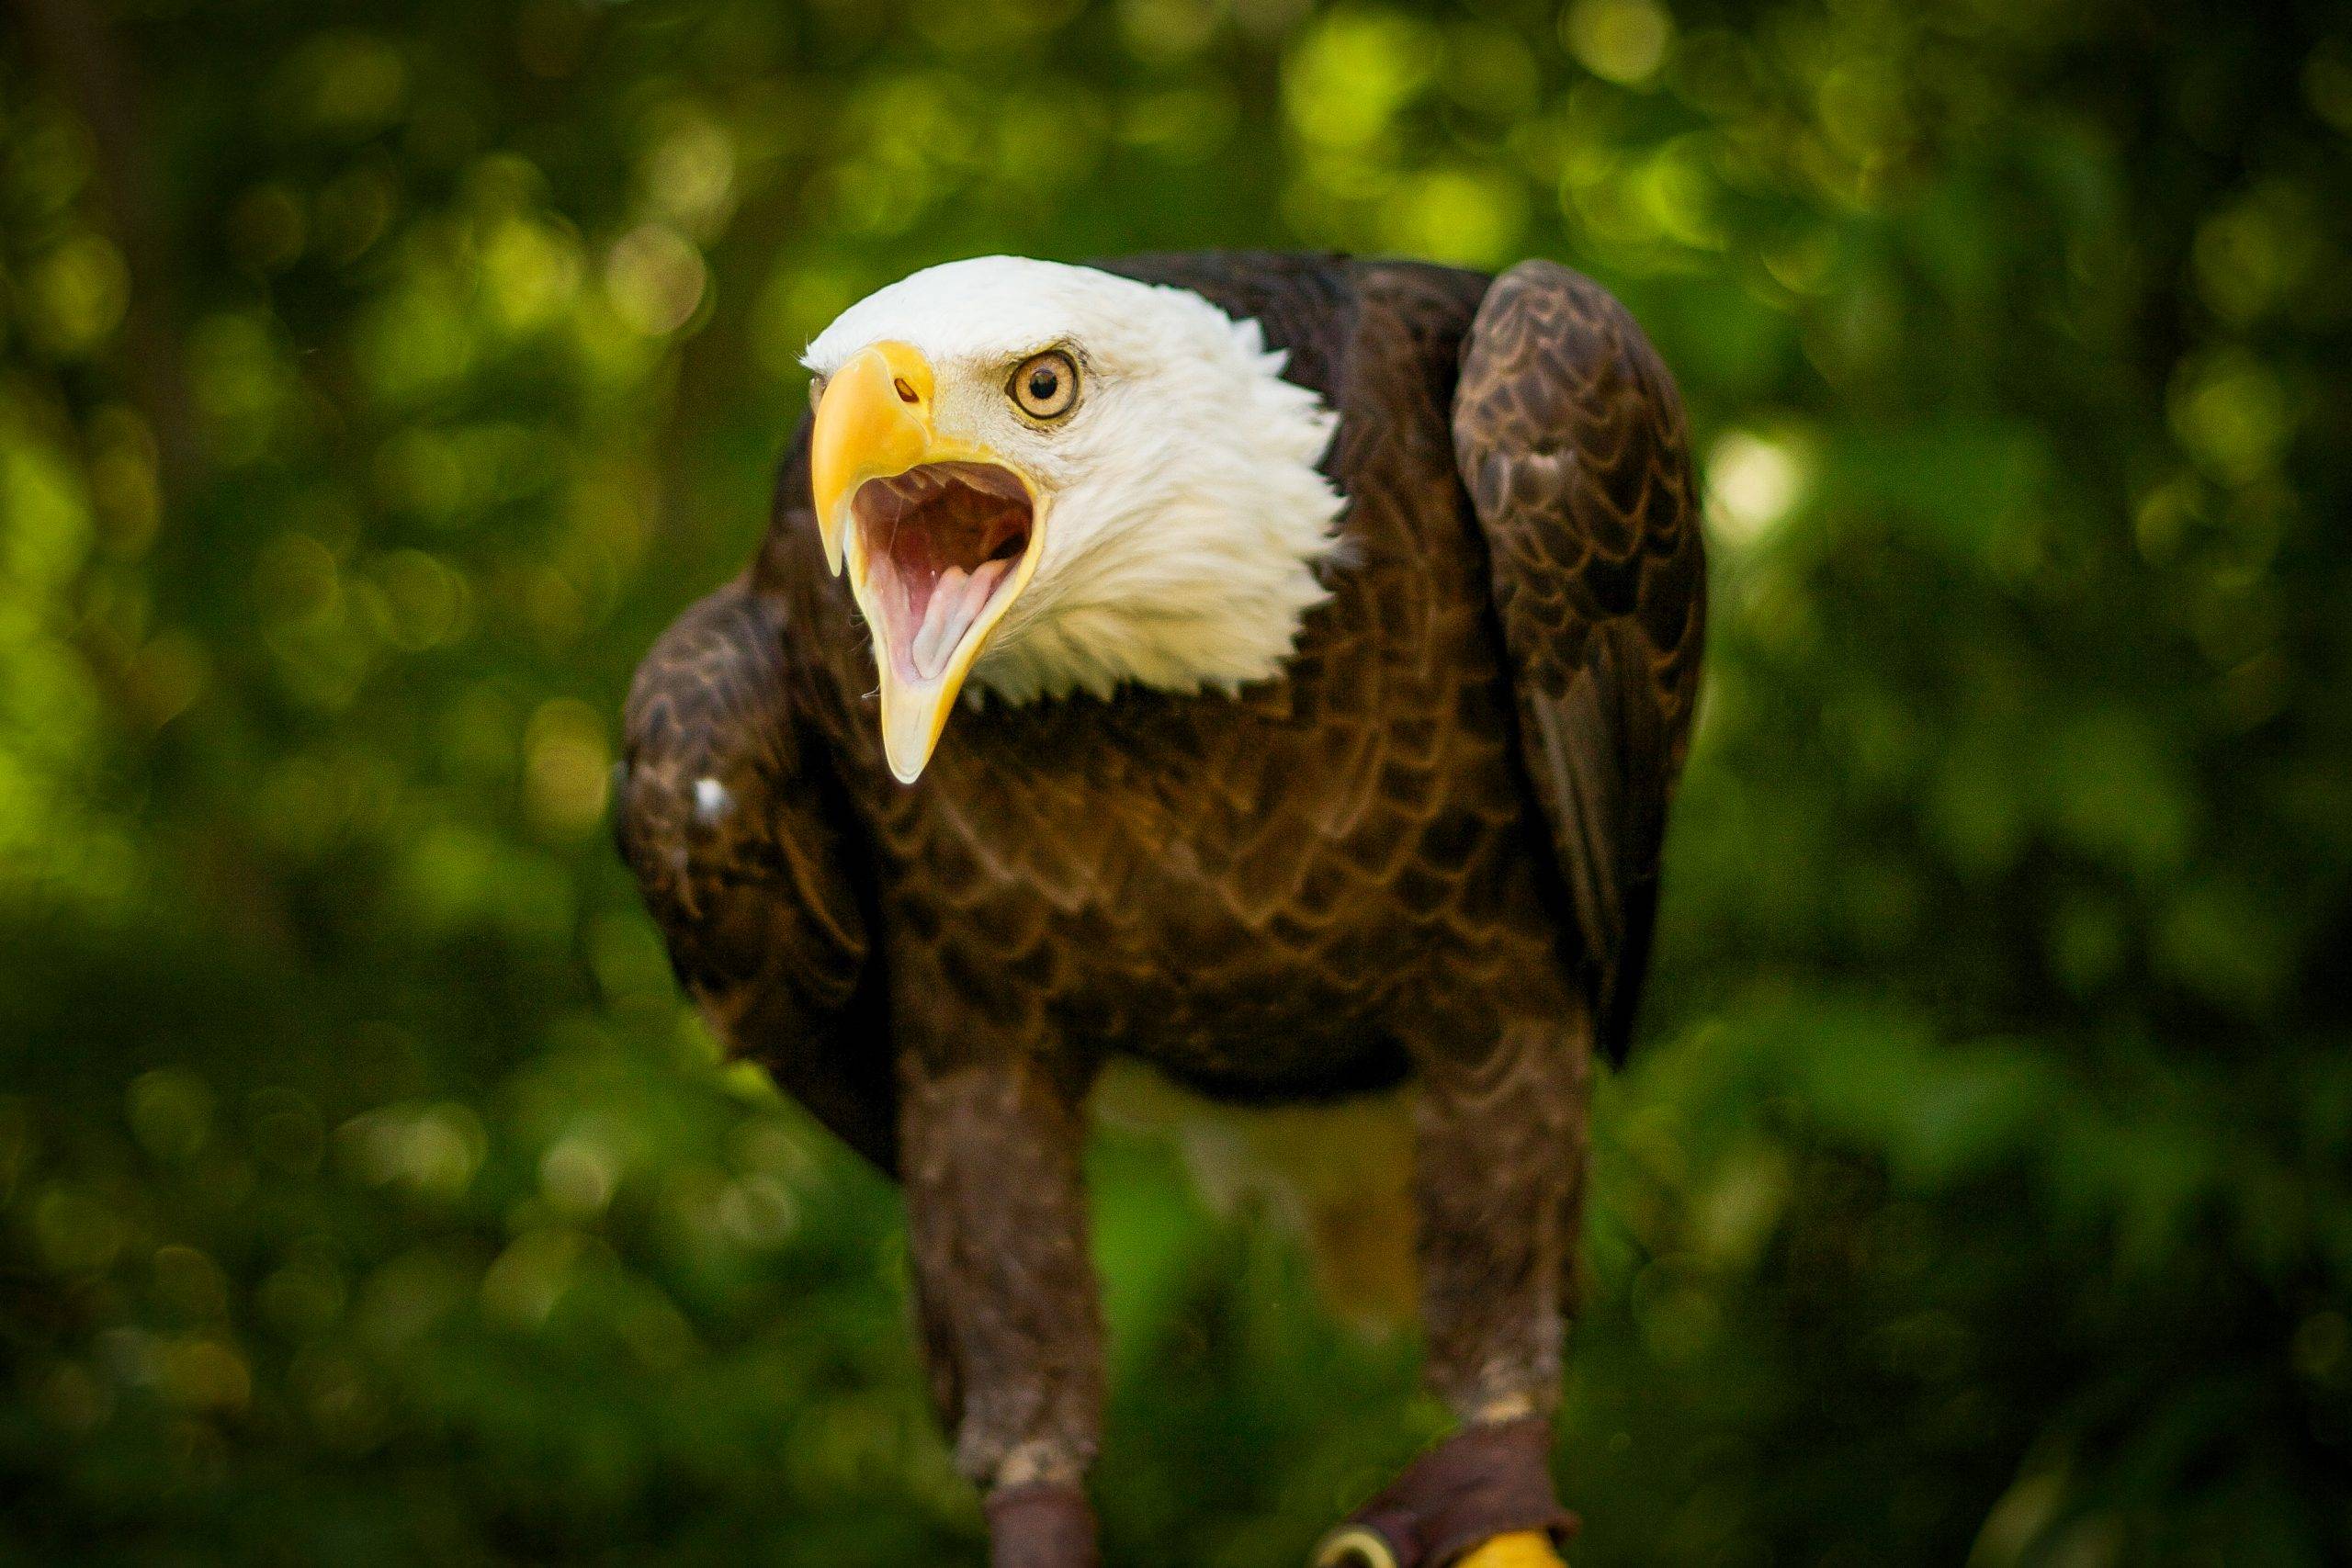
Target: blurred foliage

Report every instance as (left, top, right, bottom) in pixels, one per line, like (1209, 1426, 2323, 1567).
(1, 0, 2347, 1562)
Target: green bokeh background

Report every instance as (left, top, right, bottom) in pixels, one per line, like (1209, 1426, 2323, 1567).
(3, 0, 2347, 1562)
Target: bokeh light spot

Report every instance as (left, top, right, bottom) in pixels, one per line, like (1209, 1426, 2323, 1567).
(1706, 432, 1808, 547)
(1561, 0, 1671, 86)
(605, 224, 708, 336)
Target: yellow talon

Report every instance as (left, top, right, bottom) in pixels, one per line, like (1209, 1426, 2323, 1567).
(1455, 1531, 1567, 1568)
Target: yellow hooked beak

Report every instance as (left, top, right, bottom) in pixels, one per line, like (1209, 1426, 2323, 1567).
(809, 341, 1046, 784)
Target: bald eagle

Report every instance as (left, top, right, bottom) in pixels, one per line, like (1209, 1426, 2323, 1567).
(617, 253, 1703, 1568)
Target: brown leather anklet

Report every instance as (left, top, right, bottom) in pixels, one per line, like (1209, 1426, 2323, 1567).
(986, 1479, 1100, 1568)
(1314, 1416, 1578, 1568)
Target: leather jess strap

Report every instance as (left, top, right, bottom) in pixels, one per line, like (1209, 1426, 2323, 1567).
(986, 1478, 1101, 1568)
(1315, 1416, 1579, 1568)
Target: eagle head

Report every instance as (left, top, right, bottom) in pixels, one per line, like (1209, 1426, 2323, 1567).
(802, 256, 1344, 783)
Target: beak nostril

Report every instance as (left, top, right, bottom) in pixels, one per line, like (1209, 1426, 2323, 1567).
(893, 377, 919, 404)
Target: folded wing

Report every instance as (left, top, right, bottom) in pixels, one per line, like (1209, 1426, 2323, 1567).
(616, 580, 895, 1168)
(1453, 261, 1707, 1064)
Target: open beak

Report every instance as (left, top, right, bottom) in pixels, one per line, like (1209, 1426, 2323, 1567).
(809, 341, 1046, 784)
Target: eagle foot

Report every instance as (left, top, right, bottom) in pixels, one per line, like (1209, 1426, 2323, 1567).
(1310, 1416, 1577, 1568)
(985, 1479, 1099, 1568)
(1455, 1534, 1569, 1568)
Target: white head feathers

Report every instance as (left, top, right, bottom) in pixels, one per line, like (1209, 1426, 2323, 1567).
(803, 256, 1345, 705)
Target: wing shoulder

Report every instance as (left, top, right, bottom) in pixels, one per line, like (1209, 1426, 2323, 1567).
(616, 579, 895, 1168)
(1453, 260, 1706, 1062)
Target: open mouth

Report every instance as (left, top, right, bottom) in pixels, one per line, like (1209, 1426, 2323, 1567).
(853, 461, 1035, 683)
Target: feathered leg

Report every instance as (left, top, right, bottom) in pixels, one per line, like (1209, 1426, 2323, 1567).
(901, 1059, 1105, 1568)
(1319, 1010, 1591, 1568)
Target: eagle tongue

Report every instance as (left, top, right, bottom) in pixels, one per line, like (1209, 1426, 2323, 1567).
(906, 558, 1012, 682)
(910, 565, 967, 680)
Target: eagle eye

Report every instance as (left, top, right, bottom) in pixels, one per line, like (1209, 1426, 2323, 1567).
(1009, 350, 1080, 421)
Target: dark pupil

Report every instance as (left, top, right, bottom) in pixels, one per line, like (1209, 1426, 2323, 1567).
(1028, 367, 1058, 401)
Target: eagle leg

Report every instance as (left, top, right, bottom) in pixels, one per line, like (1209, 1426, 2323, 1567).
(901, 1060, 1105, 1566)
(1317, 1010, 1591, 1566)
